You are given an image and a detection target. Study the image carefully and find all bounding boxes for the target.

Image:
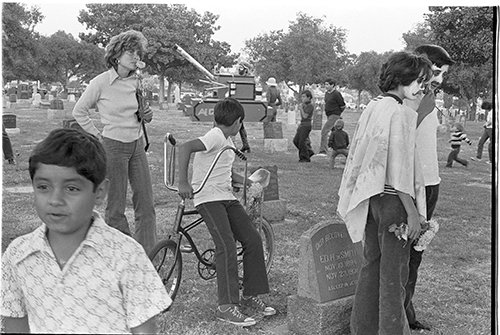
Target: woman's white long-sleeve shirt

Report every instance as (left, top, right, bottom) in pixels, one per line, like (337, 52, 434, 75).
(72, 68, 143, 143)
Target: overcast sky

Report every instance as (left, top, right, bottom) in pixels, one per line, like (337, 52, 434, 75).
(27, 0, 490, 55)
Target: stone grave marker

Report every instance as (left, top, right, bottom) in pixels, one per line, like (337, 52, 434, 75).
(288, 221, 363, 335)
(253, 165, 286, 222)
(32, 93, 42, 106)
(263, 121, 288, 153)
(3, 114, 17, 128)
(263, 121, 283, 139)
(312, 106, 323, 130)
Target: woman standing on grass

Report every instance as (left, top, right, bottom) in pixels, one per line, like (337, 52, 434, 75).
(337, 51, 432, 335)
(72, 30, 156, 254)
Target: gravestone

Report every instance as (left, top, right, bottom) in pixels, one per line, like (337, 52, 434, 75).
(288, 221, 363, 335)
(32, 93, 42, 106)
(263, 121, 288, 153)
(262, 165, 279, 201)
(263, 121, 283, 139)
(312, 107, 323, 130)
(3, 114, 17, 128)
(258, 165, 286, 222)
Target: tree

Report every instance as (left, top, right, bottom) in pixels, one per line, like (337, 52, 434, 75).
(2, 2, 44, 83)
(245, 13, 351, 93)
(36, 31, 106, 92)
(344, 51, 391, 109)
(402, 22, 435, 52)
(78, 4, 237, 103)
(407, 7, 495, 120)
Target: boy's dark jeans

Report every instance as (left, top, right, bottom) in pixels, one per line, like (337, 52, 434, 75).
(351, 194, 411, 335)
(446, 145, 468, 167)
(405, 184, 439, 325)
(293, 124, 313, 161)
(197, 200, 269, 305)
(476, 128, 492, 162)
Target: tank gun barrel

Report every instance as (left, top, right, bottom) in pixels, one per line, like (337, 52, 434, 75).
(173, 44, 216, 82)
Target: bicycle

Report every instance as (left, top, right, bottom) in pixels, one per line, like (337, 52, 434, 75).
(149, 133, 275, 303)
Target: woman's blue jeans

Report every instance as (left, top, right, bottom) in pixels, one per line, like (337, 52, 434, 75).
(197, 200, 269, 305)
(102, 136, 156, 254)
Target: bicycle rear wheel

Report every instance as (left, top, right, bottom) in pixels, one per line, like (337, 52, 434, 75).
(256, 217, 274, 273)
(237, 217, 275, 279)
(149, 239, 182, 302)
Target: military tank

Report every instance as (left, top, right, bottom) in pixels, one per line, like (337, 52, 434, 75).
(174, 44, 268, 122)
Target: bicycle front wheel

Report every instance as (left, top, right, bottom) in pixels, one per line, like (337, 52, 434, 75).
(149, 239, 182, 302)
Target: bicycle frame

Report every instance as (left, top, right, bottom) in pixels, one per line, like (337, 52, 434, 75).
(162, 133, 248, 268)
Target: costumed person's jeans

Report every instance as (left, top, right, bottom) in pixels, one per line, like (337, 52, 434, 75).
(330, 148, 348, 168)
(2, 124, 14, 160)
(476, 128, 492, 162)
(319, 114, 340, 153)
(102, 136, 157, 254)
(293, 124, 313, 161)
(197, 200, 269, 305)
(405, 183, 439, 325)
(446, 145, 468, 167)
(350, 194, 411, 335)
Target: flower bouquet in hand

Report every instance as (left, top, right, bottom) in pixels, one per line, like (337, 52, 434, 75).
(388, 219, 439, 250)
(413, 219, 439, 251)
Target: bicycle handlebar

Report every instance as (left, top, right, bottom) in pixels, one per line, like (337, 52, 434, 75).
(163, 133, 247, 195)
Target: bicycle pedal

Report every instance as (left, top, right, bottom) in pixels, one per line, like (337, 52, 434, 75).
(180, 244, 193, 253)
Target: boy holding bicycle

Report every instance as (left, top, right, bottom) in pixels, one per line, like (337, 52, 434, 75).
(178, 98, 275, 327)
(1, 128, 171, 334)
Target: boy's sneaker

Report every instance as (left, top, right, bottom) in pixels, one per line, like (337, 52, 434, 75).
(471, 157, 481, 162)
(216, 305, 256, 327)
(241, 296, 276, 316)
(316, 151, 328, 157)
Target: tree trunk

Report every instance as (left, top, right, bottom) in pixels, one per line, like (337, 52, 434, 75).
(357, 90, 362, 112)
(159, 74, 165, 105)
(166, 81, 172, 103)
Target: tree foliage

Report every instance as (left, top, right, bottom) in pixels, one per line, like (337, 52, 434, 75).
(403, 6, 494, 119)
(36, 31, 106, 90)
(245, 13, 351, 92)
(2, 2, 44, 82)
(78, 4, 237, 101)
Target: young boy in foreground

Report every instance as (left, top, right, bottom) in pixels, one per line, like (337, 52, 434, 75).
(1, 128, 171, 334)
(178, 98, 275, 327)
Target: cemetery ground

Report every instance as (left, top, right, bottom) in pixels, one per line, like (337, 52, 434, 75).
(2, 100, 492, 335)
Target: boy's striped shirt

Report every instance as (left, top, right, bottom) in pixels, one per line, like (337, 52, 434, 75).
(450, 131, 471, 146)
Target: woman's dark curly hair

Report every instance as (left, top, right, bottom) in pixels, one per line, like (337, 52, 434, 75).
(104, 30, 148, 69)
(378, 52, 433, 93)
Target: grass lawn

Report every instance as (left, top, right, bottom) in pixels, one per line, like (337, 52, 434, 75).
(2, 100, 492, 334)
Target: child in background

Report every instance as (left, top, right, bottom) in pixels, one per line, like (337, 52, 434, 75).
(177, 98, 275, 327)
(293, 90, 315, 162)
(446, 122, 472, 167)
(328, 119, 349, 168)
(1, 128, 171, 334)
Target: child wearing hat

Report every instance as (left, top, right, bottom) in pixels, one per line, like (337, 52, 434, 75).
(265, 77, 282, 122)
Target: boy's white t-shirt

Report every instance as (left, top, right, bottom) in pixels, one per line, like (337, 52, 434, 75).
(192, 127, 237, 207)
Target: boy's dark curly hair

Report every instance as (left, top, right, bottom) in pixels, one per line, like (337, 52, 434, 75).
(104, 30, 147, 69)
(378, 52, 433, 93)
(29, 128, 107, 191)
